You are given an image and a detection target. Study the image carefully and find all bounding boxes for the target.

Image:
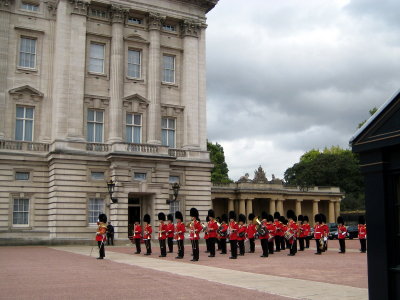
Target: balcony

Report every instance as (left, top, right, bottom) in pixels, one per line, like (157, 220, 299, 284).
(0, 140, 49, 152)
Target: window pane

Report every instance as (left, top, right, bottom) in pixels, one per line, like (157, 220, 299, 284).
(168, 119, 175, 129)
(90, 44, 104, 59)
(87, 123, 94, 142)
(126, 126, 133, 143)
(168, 130, 175, 147)
(15, 119, 23, 140)
(88, 110, 94, 121)
(169, 176, 180, 183)
(91, 172, 104, 180)
(126, 113, 132, 125)
(16, 106, 24, 118)
(24, 120, 33, 141)
(133, 126, 141, 143)
(16, 172, 30, 180)
(162, 129, 168, 146)
(164, 56, 173, 69)
(25, 107, 34, 119)
(128, 50, 140, 64)
(134, 172, 146, 180)
(88, 198, 104, 223)
(96, 111, 103, 122)
(162, 118, 167, 129)
(133, 114, 141, 125)
(95, 123, 103, 142)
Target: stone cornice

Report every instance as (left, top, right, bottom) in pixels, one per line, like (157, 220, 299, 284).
(147, 12, 166, 31)
(70, 0, 89, 16)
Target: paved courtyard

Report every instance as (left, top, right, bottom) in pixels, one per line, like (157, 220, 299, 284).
(0, 239, 367, 300)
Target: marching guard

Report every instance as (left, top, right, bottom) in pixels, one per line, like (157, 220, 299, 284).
(143, 214, 152, 255)
(266, 214, 275, 255)
(314, 214, 323, 255)
(174, 211, 185, 259)
(286, 210, 298, 256)
(237, 214, 247, 256)
(358, 216, 367, 253)
(219, 214, 228, 254)
(207, 210, 218, 257)
(204, 216, 210, 253)
(133, 219, 142, 254)
(303, 215, 311, 248)
(279, 216, 287, 250)
(337, 216, 347, 253)
(189, 208, 202, 261)
(96, 213, 108, 259)
(228, 210, 239, 259)
(259, 211, 269, 257)
(273, 212, 283, 252)
(167, 214, 175, 253)
(297, 215, 305, 251)
(158, 212, 167, 257)
(321, 214, 329, 251)
(247, 213, 257, 253)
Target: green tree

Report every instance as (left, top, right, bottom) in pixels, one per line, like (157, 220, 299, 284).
(358, 107, 378, 129)
(284, 146, 364, 210)
(207, 141, 233, 184)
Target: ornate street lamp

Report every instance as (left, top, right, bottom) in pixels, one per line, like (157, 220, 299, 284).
(167, 182, 180, 204)
(107, 179, 118, 203)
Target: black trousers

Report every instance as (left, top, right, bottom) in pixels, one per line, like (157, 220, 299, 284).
(159, 239, 166, 256)
(134, 238, 141, 253)
(315, 239, 322, 254)
(339, 238, 346, 253)
(298, 237, 305, 251)
(249, 238, 255, 252)
(360, 239, 367, 252)
(238, 240, 245, 255)
(324, 239, 328, 251)
(280, 236, 286, 250)
(107, 234, 114, 245)
(98, 241, 105, 258)
(191, 240, 199, 260)
(220, 238, 227, 254)
(268, 240, 274, 254)
(217, 239, 221, 250)
(275, 235, 281, 251)
(260, 239, 268, 257)
(230, 239, 237, 258)
(209, 237, 216, 256)
(305, 236, 310, 248)
(144, 239, 152, 254)
(205, 238, 210, 252)
(177, 239, 184, 257)
(167, 237, 173, 253)
(289, 239, 297, 255)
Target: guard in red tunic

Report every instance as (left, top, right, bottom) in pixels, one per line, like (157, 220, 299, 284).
(143, 214, 152, 255)
(174, 211, 185, 259)
(337, 216, 347, 253)
(273, 212, 282, 252)
(314, 214, 324, 255)
(133, 219, 142, 254)
(96, 213, 107, 259)
(204, 216, 210, 253)
(158, 212, 167, 257)
(228, 210, 239, 259)
(207, 209, 219, 257)
(219, 214, 228, 254)
(286, 210, 298, 256)
(303, 215, 311, 248)
(247, 213, 257, 253)
(266, 214, 275, 254)
(279, 216, 287, 250)
(259, 211, 269, 257)
(166, 214, 174, 253)
(358, 215, 367, 253)
(237, 214, 247, 256)
(297, 215, 305, 251)
(189, 207, 202, 261)
(216, 216, 222, 251)
(321, 214, 329, 251)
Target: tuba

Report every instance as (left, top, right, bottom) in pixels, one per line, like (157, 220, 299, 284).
(254, 217, 266, 236)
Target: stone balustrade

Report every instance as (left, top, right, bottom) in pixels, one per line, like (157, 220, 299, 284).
(0, 140, 49, 152)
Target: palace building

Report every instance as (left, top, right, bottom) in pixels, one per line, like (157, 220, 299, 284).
(0, 0, 218, 244)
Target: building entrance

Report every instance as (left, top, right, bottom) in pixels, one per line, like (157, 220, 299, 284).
(128, 197, 141, 237)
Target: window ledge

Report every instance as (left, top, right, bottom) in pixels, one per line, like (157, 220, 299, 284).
(88, 72, 108, 78)
(161, 82, 179, 88)
(16, 67, 38, 74)
(126, 77, 144, 83)
(11, 226, 32, 230)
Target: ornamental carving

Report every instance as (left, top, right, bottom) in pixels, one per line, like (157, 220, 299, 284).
(70, 0, 89, 16)
(0, 0, 10, 10)
(44, 0, 58, 17)
(9, 85, 44, 103)
(123, 94, 149, 113)
(111, 4, 129, 23)
(84, 94, 110, 109)
(180, 19, 201, 38)
(161, 104, 184, 117)
(252, 165, 268, 184)
(147, 12, 166, 31)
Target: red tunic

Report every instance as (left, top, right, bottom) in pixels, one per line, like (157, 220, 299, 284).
(287, 220, 298, 244)
(133, 224, 142, 239)
(166, 223, 174, 238)
(246, 224, 257, 239)
(322, 224, 329, 238)
(228, 221, 239, 240)
(158, 223, 167, 240)
(338, 225, 347, 239)
(298, 223, 306, 238)
(207, 220, 219, 238)
(175, 222, 186, 240)
(237, 224, 247, 241)
(314, 224, 323, 239)
(189, 220, 202, 240)
(258, 221, 269, 240)
(219, 223, 228, 239)
(274, 220, 284, 236)
(96, 222, 107, 242)
(302, 223, 311, 237)
(266, 223, 275, 241)
(143, 224, 152, 240)
(358, 224, 367, 239)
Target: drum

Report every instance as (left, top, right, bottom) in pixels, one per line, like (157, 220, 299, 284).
(284, 231, 294, 241)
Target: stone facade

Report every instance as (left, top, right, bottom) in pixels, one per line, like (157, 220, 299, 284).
(0, 0, 217, 244)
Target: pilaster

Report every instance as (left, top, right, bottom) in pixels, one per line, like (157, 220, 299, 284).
(328, 200, 335, 223)
(239, 198, 245, 215)
(312, 200, 319, 224)
(246, 198, 253, 216)
(295, 199, 302, 216)
(269, 199, 276, 214)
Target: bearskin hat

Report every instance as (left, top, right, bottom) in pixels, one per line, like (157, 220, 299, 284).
(221, 213, 228, 223)
(206, 216, 210, 222)
(298, 215, 304, 222)
(228, 210, 236, 221)
(143, 214, 151, 223)
(248, 213, 255, 221)
(261, 211, 268, 220)
(158, 212, 166, 221)
(238, 213, 246, 223)
(175, 211, 183, 221)
(216, 216, 221, 223)
(282, 218, 288, 225)
(337, 216, 344, 225)
(267, 214, 274, 222)
(292, 215, 297, 222)
(208, 209, 215, 218)
(167, 213, 174, 222)
(314, 214, 322, 223)
(274, 211, 280, 219)
(303, 215, 309, 222)
(190, 207, 199, 219)
(358, 215, 365, 224)
(279, 215, 285, 223)
(98, 213, 107, 223)
(320, 213, 327, 223)
(286, 209, 296, 220)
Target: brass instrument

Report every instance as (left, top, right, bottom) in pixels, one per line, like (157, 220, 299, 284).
(254, 217, 266, 236)
(238, 224, 246, 238)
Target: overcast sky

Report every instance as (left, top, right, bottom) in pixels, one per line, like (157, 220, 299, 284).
(205, 0, 400, 181)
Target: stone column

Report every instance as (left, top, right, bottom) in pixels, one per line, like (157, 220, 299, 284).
(246, 199, 253, 216)
(239, 199, 245, 215)
(328, 200, 335, 223)
(197, 23, 207, 150)
(269, 199, 276, 214)
(146, 13, 164, 144)
(108, 5, 127, 143)
(296, 199, 302, 216)
(228, 198, 234, 212)
(312, 200, 319, 224)
(335, 200, 341, 219)
(181, 20, 200, 149)
(276, 199, 284, 215)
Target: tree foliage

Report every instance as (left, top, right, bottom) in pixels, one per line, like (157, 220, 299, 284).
(284, 146, 365, 210)
(357, 107, 378, 129)
(207, 141, 233, 184)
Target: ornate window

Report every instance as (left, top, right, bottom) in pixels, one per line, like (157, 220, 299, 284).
(15, 172, 30, 181)
(127, 17, 142, 25)
(15, 106, 34, 141)
(127, 50, 141, 79)
(89, 43, 105, 74)
(13, 198, 30, 225)
(163, 24, 176, 32)
(163, 55, 175, 83)
(87, 109, 104, 142)
(90, 9, 107, 19)
(21, 2, 39, 11)
(162, 117, 175, 147)
(18, 37, 37, 69)
(126, 113, 142, 143)
(88, 198, 104, 224)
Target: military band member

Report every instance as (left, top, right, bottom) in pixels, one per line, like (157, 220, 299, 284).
(189, 208, 202, 261)
(279, 216, 287, 250)
(266, 214, 275, 254)
(303, 215, 311, 248)
(219, 214, 228, 254)
(207, 210, 219, 257)
(286, 210, 298, 256)
(166, 214, 174, 253)
(216, 216, 222, 251)
(314, 214, 323, 255)
(204, 216, 210, 253)
(259, 211, 269, 257)
(321, 214, 329, 251)
(358, 216, 367, 253)
(273, 212, 283, 252)
(237, 214, 247, 256)
(96, 213, 107, 259)
(247, 213, 257, 253)
(174, 211, 185, 259)
(143, 214, 152, 255)
(158, 212, 167, 257)
(228, 211, 239, 259)
(297, 215, 305, 251)
(133, 219, 142, 254)
(337, 216, 347, 253)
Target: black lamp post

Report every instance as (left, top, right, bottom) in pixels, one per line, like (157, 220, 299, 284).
(167, 182, 180, 204)
(107, 179, 118, 203)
